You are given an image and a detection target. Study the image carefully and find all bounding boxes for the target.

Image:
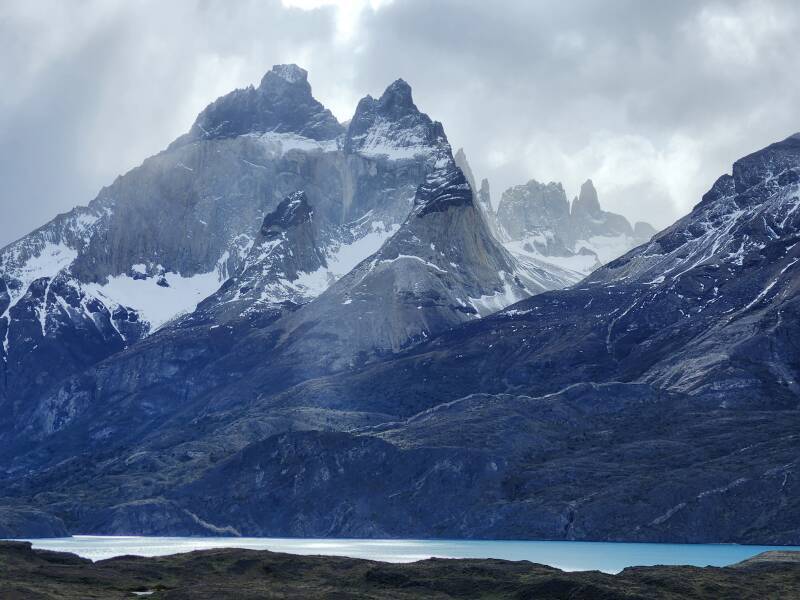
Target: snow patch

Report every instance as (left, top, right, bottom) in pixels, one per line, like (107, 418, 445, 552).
(350, 118, 435, 160)
(326, 222, 400, 279)
(378, 254, 447, 273)
(84, 261, 228, 331)
(252, 132, 339, 157)
(468, 272, 527, 317)
(504, 238, 596, 277)
(2, 242, 77, 310)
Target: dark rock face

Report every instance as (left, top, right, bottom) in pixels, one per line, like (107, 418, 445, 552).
(188, 191, 328, 325)
(571, 179, 634, 240)
(173, 64, 344, 147)
(0, 508, 67, 538)
(171, 384, 800, 543)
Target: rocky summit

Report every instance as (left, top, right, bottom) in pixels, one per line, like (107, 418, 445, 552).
(495, 177, 656, 282)
(0, 66, 798, 547)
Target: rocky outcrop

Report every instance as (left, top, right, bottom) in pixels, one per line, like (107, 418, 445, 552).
(570, 179, 634, 240)
(269, 162, 531, 373)
(172, 64, 344, 147)
(0, 507, 68, 539)
(495, 177, 656, 282)
(497, 180, 574, 253)
(188, 192, 328, 325)
(478, 178, 496, 228)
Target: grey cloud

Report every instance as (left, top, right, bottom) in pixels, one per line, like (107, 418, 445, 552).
(2, 0, 799, 246)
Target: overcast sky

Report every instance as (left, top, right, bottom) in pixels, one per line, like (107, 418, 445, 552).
(2, 0, 799, 247)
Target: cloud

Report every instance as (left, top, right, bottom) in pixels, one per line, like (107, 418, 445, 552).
(1, 0, 799, 246)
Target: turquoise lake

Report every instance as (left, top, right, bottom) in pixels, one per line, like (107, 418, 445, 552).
(22, 536, 800, 574)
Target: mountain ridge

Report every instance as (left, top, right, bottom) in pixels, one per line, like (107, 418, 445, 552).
(2, 65, 796, 546)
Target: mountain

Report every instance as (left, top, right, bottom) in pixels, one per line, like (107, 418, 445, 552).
(265, 163, 530, 374)
(452, 147, 654, 286)
(201, 132, 800, 542)
(0, 64, 563, 530)
(9, 131, 792, 542)
(496, 178, 656, 282)
(187, 191, 328, 326)
(2, 64, 799, 545)
(0, 66, 508, 436)
(172, 64, 343, 147)
(3, 135, 548, 454)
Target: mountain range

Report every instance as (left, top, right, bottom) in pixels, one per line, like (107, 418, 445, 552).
(1, 65, 797, 545)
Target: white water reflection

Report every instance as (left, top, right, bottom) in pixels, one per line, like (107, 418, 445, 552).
(22, 536, 800, 574)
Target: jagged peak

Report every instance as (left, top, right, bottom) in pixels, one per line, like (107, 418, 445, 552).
(350, 78, 419, 123)
(413, 166, 473, 217)
(169, 65, 342, 148)
(258, 64, 312, 95)
(379, 78, 414, 108)
(501, 180, 568, 208)
(345, 78, 447, 158)
(520, 179, 564, 192)
(732, 132, 800, 194)
(572, 179, 601, 216)
(264, 64, 308, 85)
(260, 191, 314, 237)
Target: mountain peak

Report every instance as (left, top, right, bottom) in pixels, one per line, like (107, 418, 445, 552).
(453, 148, 477, 193)
(732, 132, 800, 195)
(345, 78, 446, 160)
(172, 65, 343, 148)
(572, 179, 601, 216)
(261, 191, 314, 238)
(375, 78, 418, 119)
(413, 166, 474, 217)
(258, 64, 311, 92)
(266, 64, 308, 84)
(380, 78, 413, 102)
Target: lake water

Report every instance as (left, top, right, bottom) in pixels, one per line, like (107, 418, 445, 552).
(22, 536, 800, 573)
